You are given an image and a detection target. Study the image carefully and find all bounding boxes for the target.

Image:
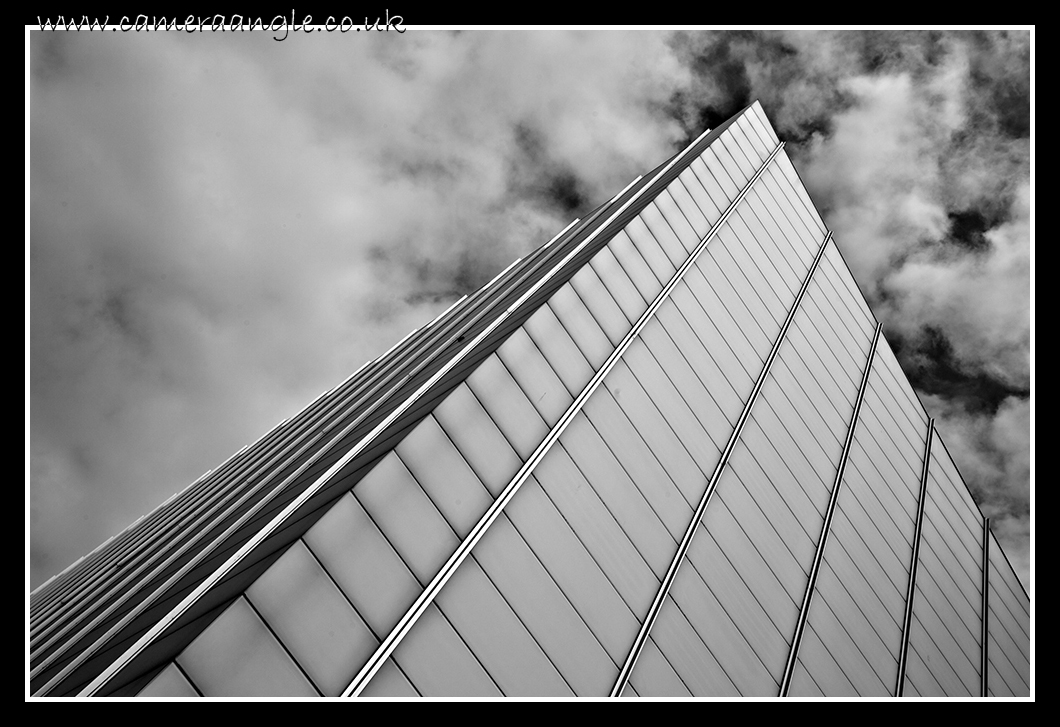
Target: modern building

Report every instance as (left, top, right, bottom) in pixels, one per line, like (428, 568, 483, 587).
(29, 102, 1030, 698)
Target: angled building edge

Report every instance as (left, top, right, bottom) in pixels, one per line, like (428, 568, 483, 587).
(30, 102, 1030, 698)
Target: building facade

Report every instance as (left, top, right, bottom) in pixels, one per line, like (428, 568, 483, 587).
(30, 102, 1030, 698)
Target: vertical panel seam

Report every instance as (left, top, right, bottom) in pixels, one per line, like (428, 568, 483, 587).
(779, 320, 883, 696)
(609, 201, 830, 698)
(982, 517, 990, 697)
(895, 418, 934, 696)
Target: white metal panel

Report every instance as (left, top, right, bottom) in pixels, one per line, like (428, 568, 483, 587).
(739, 187, 812, 280)
(713, 133, 755, 185)
(662, 282, 756, 391)
(435, 556, 573, 696)
(622, 216, 677, 282)
(676, 165, 722, 224)
(759, 360, 842, 490)
(246, 540, 377, 696)
(395, 415, 493, 539)
(684, 263, 766, 370)
(688, 154, 732, 214)
(725, 440, 816, 572)
(601, 358, 706, 507)
(987, 628, 1024, 697)
(717, 468, 810, 604)
(726, 209, 799, 309)
(747, 102, 781, 147)
(628, 636, 692, 697)
(465, 352, 549, 461)
(749, 394, 830, 515)
(608, 228, 665, 300)
(630, 207, 685, 270)
(905, 607, 973, 696)
(496, 327, 573, 427)
(668, 552, 778, 695)
(502, 474, 640, 665)
(695, 146, 740, 202)
(560, 412, 676, 578)
(773, 152, 828, 235)
(303, 492, 421, 637)
(648, 594, 740, 697)
(643, 198, 696, 262)
(533, 440, 660, 619)
(470, 513, 617, 696)
(903, 643, 947, 697)
(737, 414, 824, 537)
(697, 243, 773, 354)
(729, 117, 768, 166)
(701, 492, 799, 650)
(176, 597, 318, 697)
(569, 254, 634, 343)
(786, 663, 825, 698)
(523, 300, 595, 396)
(358, 657, 419, 697)
(588, 246, 648, 324)
(352, 451, 460, 585)
(390, 603, 501, 697)
(714, 227, 785, 335)
(137, 662, 198, 698)
(581, 382, 693, 536)
(621, 338, 721, 480)
(827, 484, 909, 600)
(542, 285, 613, 371)
(808, 560, 895, 695)
(657, 184, 708, 247)
(795, 624, 859, 697)
(638, 318, 734, 449)
(431, 382, 522, 498)
(916, 536, 982, 669)
(989, 532, 1030, 631)
(916, 561, 981, 685)
(654, 297, 744, 423)
(750, 170, 817, 261)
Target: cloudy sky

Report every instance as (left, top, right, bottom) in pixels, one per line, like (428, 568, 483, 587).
(28, 28, 1032, 594)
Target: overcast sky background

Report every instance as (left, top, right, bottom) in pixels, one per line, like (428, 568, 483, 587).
(28, 28, 1032, 594)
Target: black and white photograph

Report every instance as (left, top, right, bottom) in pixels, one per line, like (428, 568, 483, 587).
(28, 24, 1032, 698)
